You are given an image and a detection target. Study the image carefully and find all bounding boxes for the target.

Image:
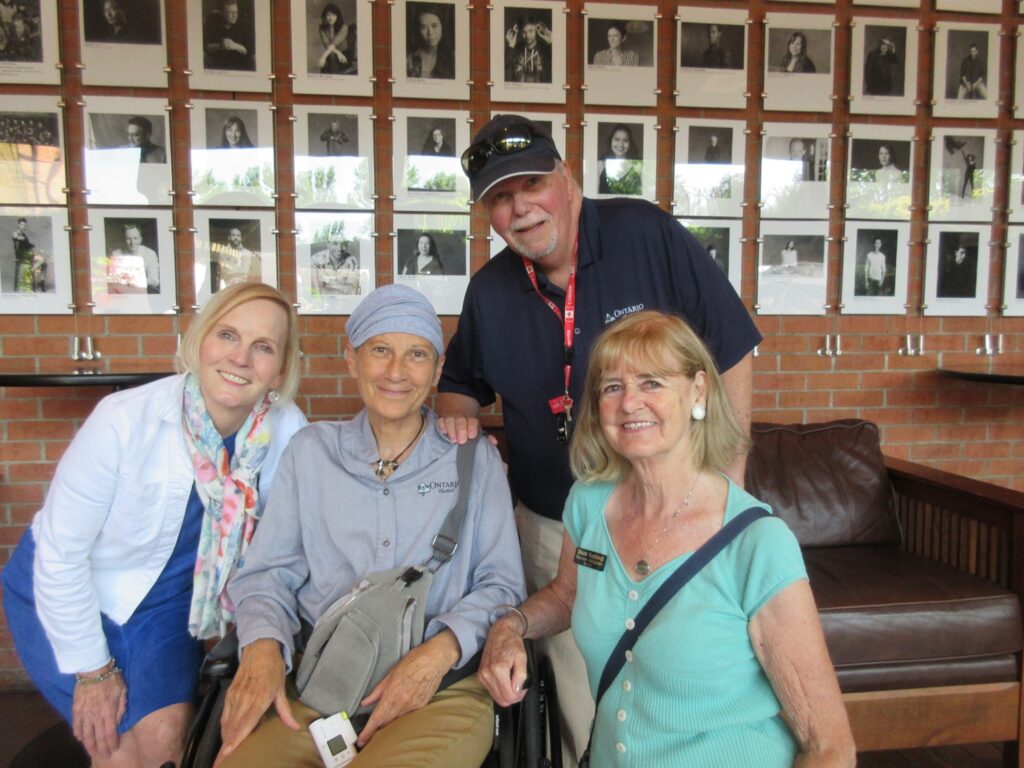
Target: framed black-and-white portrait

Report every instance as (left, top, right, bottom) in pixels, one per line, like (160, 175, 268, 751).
(393, 213, 470, 315)
(850, 19, 916, 116)
(391, 0, 469, 100)
(83, 96, 171, 206)
(187, 0, 271, 92)
(1003, 226, 1024, 317)
(937, 0, 999, 12)
(584, 3, 657, 108)
(676, 218, 742, 295)
(0, 0, 59, 85)
(757, 220, 828, 316)
(0, 97, 65, 206)
(676, 7, 747, 110)
(673, 118, 744, 218)
(0, 206, 71, 314)
(190, 99, 275, 207)
(928, 128, 995, 223)
(841, 220, 909, 315)
(292, 0, 372, 96)
(764, 13, 834, 113)
(192, 209, 276, 307)
(393, 107, 470, 212)
(293, 105, 374, 210)
(582, 116, 656, 200)
(295, 211, 375, 314)
(846, 124, 913, 221)
(933, 24, 998, 120)
(87, 207, 175, 314)
(760, 122, 830, 220)
(1010, 130, 1024, 224)
(489, 0, 567, 104)
(80, 0, 166, 87)
(924, 225, 990, 317)
(852, 0, 916, 5)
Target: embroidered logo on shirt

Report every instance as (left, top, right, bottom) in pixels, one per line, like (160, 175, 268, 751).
(574, 547, 607, 571)
(417, 480, 459, 496)
(604, 304, 645, 325)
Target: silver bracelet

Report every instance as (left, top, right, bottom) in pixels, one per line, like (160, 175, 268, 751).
(497, 604, 529, 637)
(75, 660, 120, 686)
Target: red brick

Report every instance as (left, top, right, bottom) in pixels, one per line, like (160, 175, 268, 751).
(883, 425, 938, 444)
(885, 389, 937, 407)
(297, 377, 340, 396)
(752, 373, 805, 391)
(0, 400, 39, 419)
(41, 398, 98, 419)
(301, 336, 342, 355)
(833, 390, 885, 408)
(0, 483, 44, 505)
(7, 422, 76, 441)
(36, 316, 77, 333)
(106, 316, 176, 334)
(9, 505, 41, 525)
(3, 463, 56, 482)
(0, 444, 42, 463)
(0, 317, 36, 333)
(965, 441, 1011, 459)
(779, 391, 829, 409)
(142, 337, 180, 356)
(44, 441, 72, 462)
(2, 337, 71, 357)
(805, 372, 860, 390)
(910, 443, 962, 461)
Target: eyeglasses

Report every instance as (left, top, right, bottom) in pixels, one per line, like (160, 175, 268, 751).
(460, 124, 536, 177)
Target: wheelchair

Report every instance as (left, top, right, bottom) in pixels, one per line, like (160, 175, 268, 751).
(182, 631, 562, 768)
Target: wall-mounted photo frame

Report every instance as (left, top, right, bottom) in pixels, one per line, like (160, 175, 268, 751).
(80, 0, 167, 87)
(295, 211, 375, 314)
(924, 225, 990, 317)
(928, 128, 995, 223)
(673, 118, 744, 218)
(764, 13, 834, 113)
(291, 0, 373, 97)
(846, 124, 913, 221)
(190, 99, 275, 207)
(192, 209, 277, 308)
(760, 122, 831, 220)
(391, 0, 469, 100)
(584, 3, 657, 108)
(1004, 226, 1024, 317)
(582, 115, 657, 200)
(0, 0, 60, 85)
(187, 0, 272, 93)
(937, 0, 1000, 12)
(852, 0, 917, 6)
(675, 7, 747, 110)
(933, 23, 998, 120)
(757, 220, 829, 316)
(0, 97, 66, 206)
(87, 207, 176, 314)
(489, 0, 567, 104)
(83, 96, 172, 206)
(0, 206, 71, 314)
(841, 220, 910, 315)
(1009, 130, 1024, 224)
(675, 218, 742, 295)
(393, 213, 470, 315)
(849, 18, 917, 116)
(393, 107, 470, 213)
(293, 105, 374, 210)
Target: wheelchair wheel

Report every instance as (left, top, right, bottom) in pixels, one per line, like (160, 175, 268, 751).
(537, 654, 561, 768)
(181, 677, 229, 768)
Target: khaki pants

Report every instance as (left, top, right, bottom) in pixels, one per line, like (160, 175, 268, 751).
(220, 676, 492, 768)
(515, 503, 595, 768)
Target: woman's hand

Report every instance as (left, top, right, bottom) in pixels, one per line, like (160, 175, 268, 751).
(72, 665, 126, 761)
(477, 614, 530, 707)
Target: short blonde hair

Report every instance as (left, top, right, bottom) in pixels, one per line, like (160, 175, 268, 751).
(175, 283, 301, 403)
(569, 311, 749, 483)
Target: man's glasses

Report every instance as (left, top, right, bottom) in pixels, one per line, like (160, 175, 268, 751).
(461, 124, 537, 177)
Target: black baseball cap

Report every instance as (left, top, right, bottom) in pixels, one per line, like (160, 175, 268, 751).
(462, 114, 562, 202)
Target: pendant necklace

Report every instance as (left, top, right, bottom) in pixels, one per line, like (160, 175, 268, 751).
(634, 472, 701, 577)
(371, 414, 425, 482)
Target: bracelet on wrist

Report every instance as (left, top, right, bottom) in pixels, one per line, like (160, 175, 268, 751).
(497, 604, 529, 638)
(75, 659, 120, 686)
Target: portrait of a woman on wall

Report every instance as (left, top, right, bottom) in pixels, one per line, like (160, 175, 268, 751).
(399, 232, 445, 275)
(598, 123, 642, 196)
(779, 31, 815, 73)
(420, 125, 454, 156)
(504, 9, 552, 84)
(406, 2, 454, 79)
(317, 3, 354, 74)
(82, 0, 161, 45)
(217, 115, 254, 149)
(591, 20, 638, 67)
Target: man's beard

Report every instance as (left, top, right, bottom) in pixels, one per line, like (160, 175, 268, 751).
(507, 218, 558, 262)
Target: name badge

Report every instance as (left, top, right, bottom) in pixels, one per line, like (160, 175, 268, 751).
(574, 547, 607, 571)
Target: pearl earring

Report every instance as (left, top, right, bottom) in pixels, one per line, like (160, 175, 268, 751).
(691, 403, 706, 421)
(267, 390, 281, 404)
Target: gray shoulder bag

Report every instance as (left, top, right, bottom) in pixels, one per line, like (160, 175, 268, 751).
(295, 438, 477, 717)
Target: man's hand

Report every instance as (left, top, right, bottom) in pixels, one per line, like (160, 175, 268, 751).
(72, 665, 126, 761)
(435, 415, 482, 445)
(477, 616, 530, 707)
(505, 25, 518, 48)
(537, 23, 552, 44)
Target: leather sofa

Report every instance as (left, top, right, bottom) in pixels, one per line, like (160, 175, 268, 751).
(745, 420, 1024, 761)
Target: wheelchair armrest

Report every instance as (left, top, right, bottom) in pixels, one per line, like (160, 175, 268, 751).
(201, 628, 239, 681)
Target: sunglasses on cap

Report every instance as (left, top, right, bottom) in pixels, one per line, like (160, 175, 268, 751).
(460, 123, 538, 177)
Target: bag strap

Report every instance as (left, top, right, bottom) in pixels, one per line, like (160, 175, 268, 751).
(421, 436, 478, 574)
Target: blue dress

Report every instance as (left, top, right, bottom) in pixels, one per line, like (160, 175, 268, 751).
(1, 434, 236, 732)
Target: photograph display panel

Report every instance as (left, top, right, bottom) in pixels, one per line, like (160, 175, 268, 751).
(393, 108, 470, 212)
(924, 224, 990, 317)
(675, 218, 742, 295)
(849, 18, 916, 116)
(192, 209, 277, 308)
(1010, 130, 1024, 224)
(190, 99, 276, 207)
(841, 220, 910, 315)
(0, 96, 66, 206)
(846, 124, 913, 221)
(393, 213, 469, 315)
(673, 118, 744, 218)
(391, 0, 469, 100)
(293, 105, 374, 210)
(933, 23, 998, 120)
(936, 0, 1000, 12)
(87, 207, 176, 314)
(292, 0, 373, 97)
(296, 211, 375, 315)
(760, 122, 831, 220)
(0, 0, 60, 85)
(83, 96, 172, 206)
(1004, 226, 1024, 317)
(582, 116, 657, 201)
(764, 13, 834, 114)
(0, 206, 71, 314)
(186, 0, 272, 93)
(928, 128, 995, 223)
(757, 220, 829, 316)
(675, 7, 747, 110)
(490, 0, 567, 104)
(583, 3, 657, 108)
(852, 0, 917, 6)
(80, 0, 167, 87)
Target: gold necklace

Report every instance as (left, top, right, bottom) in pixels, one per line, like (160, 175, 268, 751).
(371, 414, 425, 482)
(634, 472, 701, 577)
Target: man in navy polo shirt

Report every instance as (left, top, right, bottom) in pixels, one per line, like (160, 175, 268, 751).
(438, 114, 761, 766)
